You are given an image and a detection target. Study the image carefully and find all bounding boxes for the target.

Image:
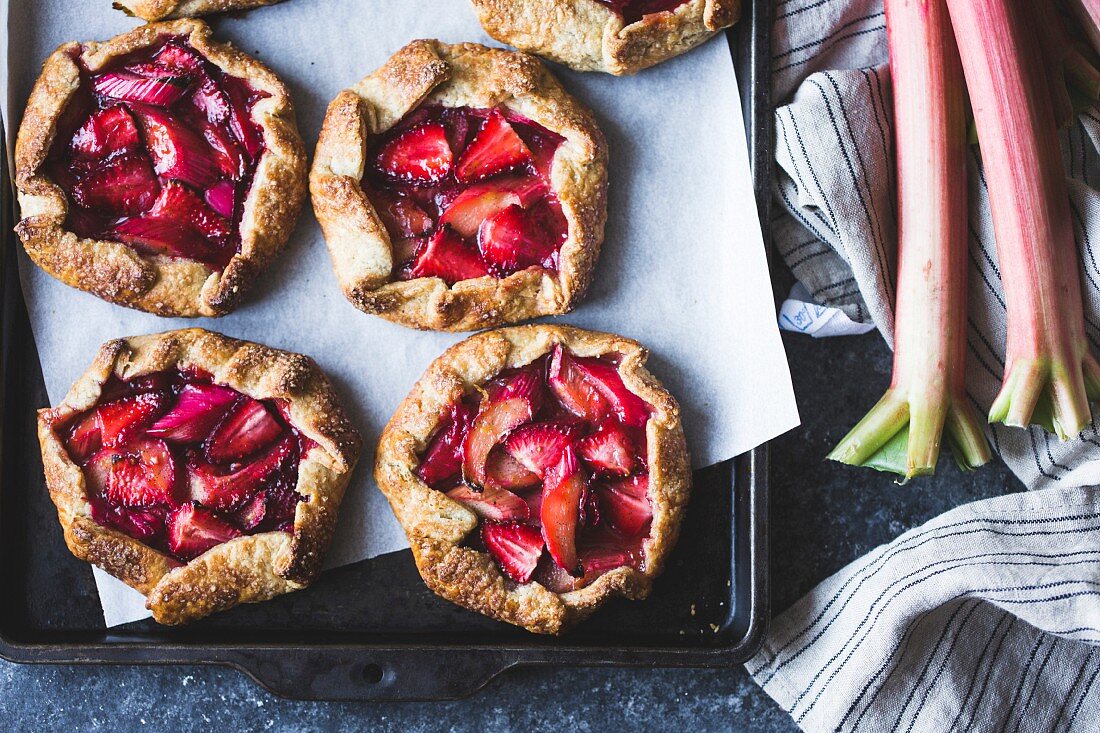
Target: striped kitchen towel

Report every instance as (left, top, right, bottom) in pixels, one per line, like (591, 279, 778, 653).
(751, 0, 1100, 730)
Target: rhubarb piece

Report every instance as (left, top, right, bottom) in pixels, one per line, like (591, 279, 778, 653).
(406, 227, 490, 283)
(438, 176, 547, 238)
(71, 154, 160, 217)
(205, 398, 283, 463)
(189, 434, 296, 510)
(70, 105, 141, 161)
(548, 344, 610, 422)
(455, 110, 533, 183)
(93, 69, 192, 107)
(829, 0, 991, 477)
(579, 421, 636, 475)
(148, 181, 231, 240)
(234, 490, 268, 530)
(222, 74, 267, 160)
(112, 216, 220, 263)
(136, 108, 220, 190)
(946, 0, 1100, 439)
(462, 377, 541, 488)
(540, 444, 586, 573)
(598, 474, 651, 536)
(167, 503, 242, 560)
(147, 383, 239, 442)
(201, 122, 248, 178)
(91, 500, 167, 544)
(204, 180, 238, 219)
(504, 419, 584, 477)
(485, 448, 542, 490)
(417, 400, 479, 486)
(482, 521, 544, 583)
(376, 122, 453, 183)
(446, 484, 530, 522)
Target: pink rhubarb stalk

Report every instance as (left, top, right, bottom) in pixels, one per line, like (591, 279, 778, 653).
(946, 0, 1100, 439)
(829, 0, 991, 477)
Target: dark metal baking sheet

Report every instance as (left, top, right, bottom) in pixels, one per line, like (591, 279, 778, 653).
(0, 0, 772, 701)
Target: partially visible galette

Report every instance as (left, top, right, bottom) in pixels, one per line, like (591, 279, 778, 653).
(113, 0, 285, 21)
(375, 325, 691, 634)
(311, 40, 608, 332)
(15, 20, 306, 317)
(37, 329, 361, 624)
(468, 0, 741, 75)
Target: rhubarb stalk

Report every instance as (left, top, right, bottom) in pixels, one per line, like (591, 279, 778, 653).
(946, 0, 1100, 439)
(828, 0, 991, 477)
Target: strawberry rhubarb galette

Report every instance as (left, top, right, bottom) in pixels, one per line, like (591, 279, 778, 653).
(15, 20, 306, 317)
(37, 329, 361, 624)
(113, 0, 285, 21)
(311, 40, 608, 331)
(375, 325, 690, 634)
(468, 0, 741, 75)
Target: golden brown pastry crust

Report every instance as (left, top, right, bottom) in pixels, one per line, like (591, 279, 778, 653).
(310, 40, 608, 332)
(469, 0, 740, 74)
(37, 328, 362, 625)
(14, 19, 307, 318)
(375, 325, 691, 634)
(113, 0, 285, 21)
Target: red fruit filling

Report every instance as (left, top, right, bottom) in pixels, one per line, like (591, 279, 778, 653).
(54, 368, 313, 562)
(46, 38, 269, 269)
(363, 105, 568, 284)
(416, 345, 653, 588)
(598, 0, 691, 25)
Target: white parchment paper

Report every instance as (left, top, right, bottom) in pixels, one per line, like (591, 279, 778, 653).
(2, 0, 798, 627)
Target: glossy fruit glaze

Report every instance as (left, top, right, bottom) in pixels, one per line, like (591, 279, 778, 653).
(46, 37, 268, 270)
(597, 0, 691, 25)
(362, 104, 569, 285)
(416, 344, 654, 591)
(55, 369, 312, 562)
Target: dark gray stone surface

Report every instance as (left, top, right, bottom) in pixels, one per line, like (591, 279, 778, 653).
(0, 319, 1022, 731)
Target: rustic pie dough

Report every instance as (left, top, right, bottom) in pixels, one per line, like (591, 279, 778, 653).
(468, 0, 741, 75)
(37, 329, 362, 625)
(15, 20, 307, 318)
(311, 40, 608, 332)
(375, 325, 692, 634)
(113, 0, 285, 21)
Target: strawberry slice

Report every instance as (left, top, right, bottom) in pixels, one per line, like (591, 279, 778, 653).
(504, 420, 584, 477)
(463, 370, 543, 488)
(486, 448, 541, 490)
(155, 43, 205, 73)
(112, 216, 222, 264)
(71, 153, 160, 217)
(148, 181, 231, 240)
(205, 398, 283, 464)
(135, 108, 220, 189)
(598, 474, 651, 536)
(446, 484, 530, 522)
(406, 227, 490, 283)
(233, 490, 268, 530)
(437, 175, 547, 238)
(190, 75, 233, 125)
(146, 383, 239, 442)
(97, 391, 172, 447)
(540, 445, 586, 574)
(222, 74, 266, 160)
(93, 70, 192, 107)
(548, 344, 610, 422)
(204, 180, 238, 219)
(70, 105, 141, 161)
(167, 503, 242, 560)
(455, 110, 533, 183)
(578, 421, 636, 475)
(482, 521, 544, 583)
(579, 540, 642, 582)
(376, 122, 453, 183)
(65, 411, 103, 463)
(92, 439, 178, 507)
(569, 357, 651, 428)
(189, 434, 296, 510)
(90, 500, 168, 544)
(478, 203, 558, 275)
